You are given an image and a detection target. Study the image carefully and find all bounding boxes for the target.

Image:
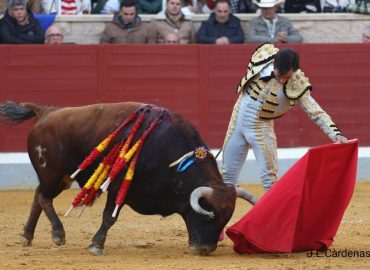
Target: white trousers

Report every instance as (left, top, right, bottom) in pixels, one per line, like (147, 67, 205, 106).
(221, 94, 278, 192)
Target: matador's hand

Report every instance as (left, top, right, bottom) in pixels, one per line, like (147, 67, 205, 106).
(335, 135, 348, 144)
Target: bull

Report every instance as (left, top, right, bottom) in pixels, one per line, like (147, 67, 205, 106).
(0, 101, 255, 256)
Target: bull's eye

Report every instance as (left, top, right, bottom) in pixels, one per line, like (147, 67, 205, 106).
(199, 198, 214, 215)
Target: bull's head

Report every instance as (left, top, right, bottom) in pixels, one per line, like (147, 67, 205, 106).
(169, 146, 257, 256)
(183, 185, 237, 256)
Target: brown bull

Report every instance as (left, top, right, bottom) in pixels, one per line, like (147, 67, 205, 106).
(0, 101, 255, 256)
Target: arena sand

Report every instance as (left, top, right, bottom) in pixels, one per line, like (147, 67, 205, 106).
(0, 183, 369, 270)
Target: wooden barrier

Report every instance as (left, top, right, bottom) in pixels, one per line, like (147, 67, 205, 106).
(0, 44, 369, 151)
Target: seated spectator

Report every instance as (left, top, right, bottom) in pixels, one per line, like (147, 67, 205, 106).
(284, 0, 321, 13)
(163, 31, 180, 44)
(362, 25, 370, 43)
(196, 0, 244, 44)
(137, 0, 162, 14)
(45, 24, 64, 44)
(247, 0, 302, 43)
(0, 0, 44, 44)
(0, 0, 42, 15)
(322, 0, 354, 12)
(60, 0, 91, 14)
(152, 0, 195, 44)
(100, 0, 155, 43)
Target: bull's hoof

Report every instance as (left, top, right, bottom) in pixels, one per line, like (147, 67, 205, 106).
(88, 245, 104, 256)
(52, 236, 66, 246)
(189, 244, 217, 256)
(20, 236, 32, 247)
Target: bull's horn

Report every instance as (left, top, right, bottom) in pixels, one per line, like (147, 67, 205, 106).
(190, 187, 215, 218)
(235, 186, 258, 205)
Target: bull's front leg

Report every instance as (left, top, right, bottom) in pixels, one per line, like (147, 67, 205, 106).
(89, 190, 121, 256)
(21, 187, 43, 246)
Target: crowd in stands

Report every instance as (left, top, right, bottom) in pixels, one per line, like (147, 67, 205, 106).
(0, 0, 367, 44)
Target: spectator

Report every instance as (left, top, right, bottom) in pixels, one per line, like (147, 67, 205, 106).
(0, 0, 42, 15)
(247, 0, 302, 43)
(196, 0, 244, 44)
(362, 25, 370, 43)
(100, 0, 155, 44)
(45, 24, 64, 44)
(152, 0, 195, 44)
(0, 0, 44, 44)
(163, 31, 180, 44)
(284, 0, 321, 13)
(137, 0, 162, 14)
(60, 0, 91, 14)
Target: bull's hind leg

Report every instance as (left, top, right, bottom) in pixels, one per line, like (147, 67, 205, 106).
(38, 190, 66, 246)
(21, 186, 43, 246)
(89, 190, 121, 256)
(21, 185, 66, 246)
(22, 178, 68, 247)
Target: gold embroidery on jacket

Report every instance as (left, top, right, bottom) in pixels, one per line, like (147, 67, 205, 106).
(299, 91, 343, 140)
(284, 70, 312, 100)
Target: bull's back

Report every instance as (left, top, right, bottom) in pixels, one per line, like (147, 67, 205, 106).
(27, 102, 146, 166)
(32, 102, 144, 139)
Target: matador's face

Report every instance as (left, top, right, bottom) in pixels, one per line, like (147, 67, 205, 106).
(274, 68, 295, 85)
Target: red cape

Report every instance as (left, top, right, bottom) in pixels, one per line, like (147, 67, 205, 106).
(226, 140, 358, 253)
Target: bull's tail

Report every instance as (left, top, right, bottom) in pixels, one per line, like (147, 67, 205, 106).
(0, 101, 46, 125)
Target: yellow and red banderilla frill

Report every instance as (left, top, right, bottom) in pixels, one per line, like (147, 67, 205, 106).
(65, 107, 162, 218)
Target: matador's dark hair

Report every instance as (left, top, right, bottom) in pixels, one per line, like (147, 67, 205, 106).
(274, 49, 300, 75)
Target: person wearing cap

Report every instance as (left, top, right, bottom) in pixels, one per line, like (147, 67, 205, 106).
(196, 0, 244, 44)
(247, 0, 302, 44)
(220, 43, 347, 192)
(0, 0, 44, 44)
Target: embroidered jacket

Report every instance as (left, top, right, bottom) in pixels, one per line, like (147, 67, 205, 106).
(222, 43, 343, 149)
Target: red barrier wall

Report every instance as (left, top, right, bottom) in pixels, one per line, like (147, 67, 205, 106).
(0, 44, 369, 151)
